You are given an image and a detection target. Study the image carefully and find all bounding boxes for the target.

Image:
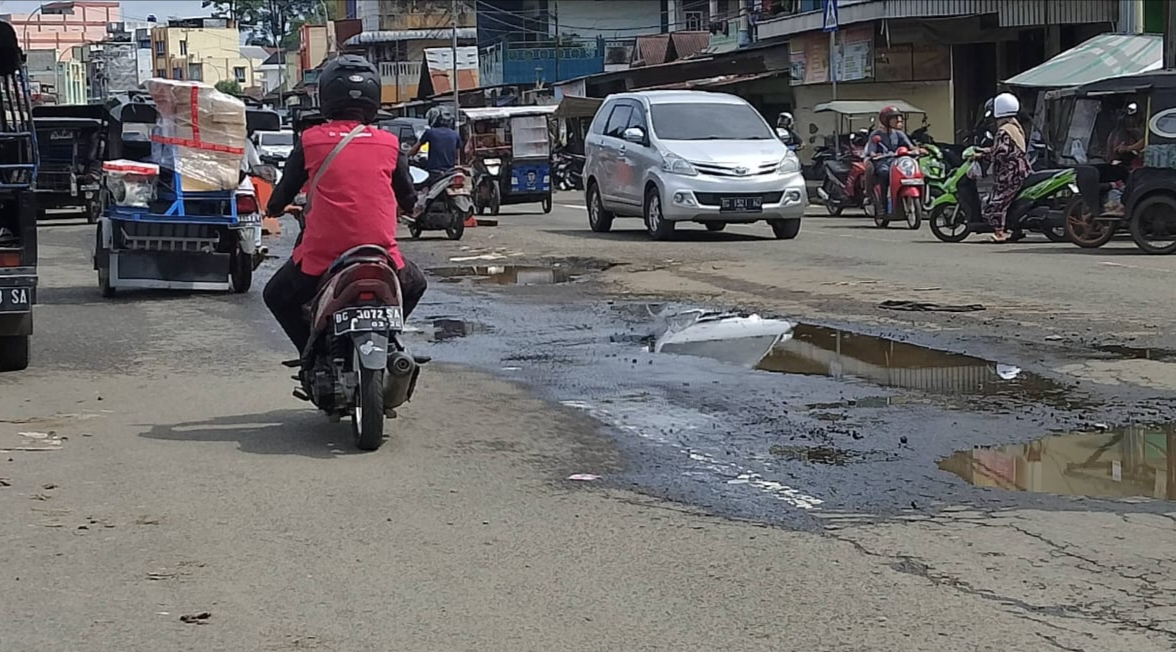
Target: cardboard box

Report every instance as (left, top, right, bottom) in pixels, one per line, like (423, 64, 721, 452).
(146, 79, 246, 193)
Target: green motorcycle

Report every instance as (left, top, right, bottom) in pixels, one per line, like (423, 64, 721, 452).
(927, 147, 1074, 243)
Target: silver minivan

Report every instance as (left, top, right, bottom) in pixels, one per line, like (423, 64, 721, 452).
(583, 90, 807, 241)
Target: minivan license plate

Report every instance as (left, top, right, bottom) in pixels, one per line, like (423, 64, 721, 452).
(333, 306, 404, 335)
(0, 286, 32, 313)
(720, 196, 763, 212)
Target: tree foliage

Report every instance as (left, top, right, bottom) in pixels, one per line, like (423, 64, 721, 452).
(202, 0, 330, 48)
(215, 79, 243, 95)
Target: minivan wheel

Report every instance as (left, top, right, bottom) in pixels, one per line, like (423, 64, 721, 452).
(587, 183, 614, 233)
(769, 219, 801, 240)
(644, 188, 675, 241)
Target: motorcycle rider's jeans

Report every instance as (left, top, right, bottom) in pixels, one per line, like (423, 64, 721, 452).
(263, 257, 428, 355)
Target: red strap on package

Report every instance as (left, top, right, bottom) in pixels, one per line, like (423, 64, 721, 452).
(150, 85, 246, 156)
(102, 159, 160, 175)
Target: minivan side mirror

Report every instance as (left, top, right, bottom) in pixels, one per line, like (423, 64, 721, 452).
(622, 127, 645, 143)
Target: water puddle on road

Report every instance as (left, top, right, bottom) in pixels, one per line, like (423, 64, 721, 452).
(650, 312, 1078, 406)
(940, 423, 1176, 501)
(431, 318, 492, 342)
(1094, 343, 1176, 362)
(429, 264, 587, 286)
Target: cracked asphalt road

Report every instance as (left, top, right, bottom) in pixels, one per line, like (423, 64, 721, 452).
(3, 201, 1176, 650)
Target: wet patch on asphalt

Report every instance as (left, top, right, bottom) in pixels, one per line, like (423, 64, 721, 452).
(407, 260, 1176, 526)
(428, 259, 614, 286)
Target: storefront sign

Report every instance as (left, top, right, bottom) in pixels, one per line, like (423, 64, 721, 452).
(789, 38, 808, 86)
(790, 26, 872, 86)
(834, 25, 873, 82)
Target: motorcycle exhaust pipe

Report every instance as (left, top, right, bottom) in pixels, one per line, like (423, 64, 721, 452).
(257, 245, 269, 257)
(384, 351, 419, 410)
(816, 187, 830, 201)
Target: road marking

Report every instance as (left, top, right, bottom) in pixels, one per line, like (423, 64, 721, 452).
(1099, 261, 1176, 274)
(558, 204, 587, 211)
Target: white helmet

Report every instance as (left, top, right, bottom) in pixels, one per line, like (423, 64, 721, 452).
(993, 92, 1019, 119)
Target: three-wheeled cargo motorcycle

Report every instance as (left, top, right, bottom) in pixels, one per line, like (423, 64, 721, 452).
(0, 20, 39, 372)
(31, 103, 105, 223)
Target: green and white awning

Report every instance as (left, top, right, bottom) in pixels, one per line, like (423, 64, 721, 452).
(1004, 33, 1163, 88)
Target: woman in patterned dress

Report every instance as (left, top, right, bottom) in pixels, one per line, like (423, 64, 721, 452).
(981, 93, 1032, 243)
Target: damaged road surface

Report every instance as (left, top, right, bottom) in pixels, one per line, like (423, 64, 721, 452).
(4, 216, 1176, 651)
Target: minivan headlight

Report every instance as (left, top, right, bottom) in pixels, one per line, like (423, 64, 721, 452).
(777, 153, 801, 174)
(662, 154, 698, 176)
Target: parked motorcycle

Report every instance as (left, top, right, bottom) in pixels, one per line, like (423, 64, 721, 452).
(865, 140, 925, 230)
(927, 148, 1073, 243)
(552, 150, 584, 192)
(408, 165, 473, 240)
(280, 240, 426, 451)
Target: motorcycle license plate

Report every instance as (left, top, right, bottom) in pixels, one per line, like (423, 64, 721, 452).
(333, 306, 404, 336)
(720, 196, 763, 212)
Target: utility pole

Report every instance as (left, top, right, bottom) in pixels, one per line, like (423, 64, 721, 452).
(1165, 0, 1176, 69)
(451, 0, 460, 116)
(553, 1, 560, 83)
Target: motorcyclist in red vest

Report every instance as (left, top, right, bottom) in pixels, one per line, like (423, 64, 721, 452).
(263, 55, 427, 355)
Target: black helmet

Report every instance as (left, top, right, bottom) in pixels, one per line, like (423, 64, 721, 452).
(318, 55, 380, 122)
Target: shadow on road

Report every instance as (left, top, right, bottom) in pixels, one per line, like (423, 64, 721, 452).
(139, 409, 356, 458)
(542, 228, 770, 242)
(35, 285, 240, 307)
(989, 244, 1152, 256)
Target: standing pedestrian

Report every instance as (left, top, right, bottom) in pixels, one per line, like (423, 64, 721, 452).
(982, 93, 1032, 242)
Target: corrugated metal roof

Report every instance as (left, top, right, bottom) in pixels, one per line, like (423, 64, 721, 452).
(633, 34, 669, 66)
(461, 105, 558, 120)
(669, 31, 711, 61)
(755, 0, 1110, 40)
(239, 45, 270, 60)
(1004, 33, 1162, 88)
(999, 0, 1115, 27)
(345, 28, 477, 45)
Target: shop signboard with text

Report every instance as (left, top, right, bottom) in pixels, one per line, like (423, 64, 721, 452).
(789, 26, 873, 86)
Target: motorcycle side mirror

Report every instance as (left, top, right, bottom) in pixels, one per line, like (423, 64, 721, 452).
(873, 135, 882, 143)
(896, 146, 910, 156)
(808, 123, 819, 134)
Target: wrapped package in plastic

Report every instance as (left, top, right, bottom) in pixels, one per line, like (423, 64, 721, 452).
(102, 159, 160, 207)
(146, 78, 246, 193)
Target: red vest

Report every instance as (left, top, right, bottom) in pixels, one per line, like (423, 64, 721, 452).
(293, 120, 405, 276)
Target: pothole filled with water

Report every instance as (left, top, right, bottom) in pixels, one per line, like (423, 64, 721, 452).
(428, 262, 598, 286)
(431, 318, 492, 342)
(648, 310, 1079, 407)
(940, 423, 1176, 501)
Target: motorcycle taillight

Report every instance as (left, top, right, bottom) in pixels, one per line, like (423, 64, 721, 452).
(451, 174, 465, 188)
(236, 194, 259, 215)
(358, 291, 377, 301)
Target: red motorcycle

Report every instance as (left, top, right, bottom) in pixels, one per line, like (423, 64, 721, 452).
(817, 135, 870, 216)
(866, 137, 925, 230)
(284, 242, 426, 451)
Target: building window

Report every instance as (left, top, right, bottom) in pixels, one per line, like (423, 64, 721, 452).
(188, 64, 203, 81)
(179, 40, 187, 55)
(234, 66, 246, 83)
(156, 68, 166, 78)
(684, 10, 705, 30)
(155, 40, 165, 55)
(172, 67, 183, 80)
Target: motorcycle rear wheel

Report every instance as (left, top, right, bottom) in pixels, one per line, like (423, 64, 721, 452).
(822, 178, 843, 216)
(1064, 197, 1115, 249)
(353, 365, 386, 451)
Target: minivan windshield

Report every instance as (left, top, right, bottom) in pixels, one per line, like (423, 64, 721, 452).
(650, 102, 775, 140)
(260, 132, 293, 146)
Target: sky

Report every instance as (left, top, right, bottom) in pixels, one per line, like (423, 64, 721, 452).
(0, 1, 210, 22)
